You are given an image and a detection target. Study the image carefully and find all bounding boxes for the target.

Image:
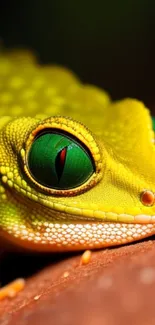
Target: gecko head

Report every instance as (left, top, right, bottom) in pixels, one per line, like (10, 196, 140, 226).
(1, 99, 155, 250)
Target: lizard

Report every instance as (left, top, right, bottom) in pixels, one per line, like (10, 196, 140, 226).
(1, 49, 155, 255)
(0, 49, 155, 255)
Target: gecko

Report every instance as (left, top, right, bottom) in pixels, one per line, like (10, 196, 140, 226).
(0, 49, 155, 299)
(0, 49, 155, 255)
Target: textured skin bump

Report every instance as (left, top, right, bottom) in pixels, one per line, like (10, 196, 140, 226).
(0, 50, 155, 251)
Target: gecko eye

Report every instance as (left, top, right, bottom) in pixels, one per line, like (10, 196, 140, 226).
(27, 130, 95, 190)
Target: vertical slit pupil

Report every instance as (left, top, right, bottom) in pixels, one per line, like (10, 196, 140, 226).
(55, 147, 67, 181)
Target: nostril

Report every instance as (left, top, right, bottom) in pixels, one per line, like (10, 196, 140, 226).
(140, 190, 155, 206)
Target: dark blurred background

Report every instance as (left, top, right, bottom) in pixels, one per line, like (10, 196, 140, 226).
(0, 0, 154, 107)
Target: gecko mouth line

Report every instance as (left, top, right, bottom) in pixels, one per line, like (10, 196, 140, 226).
(38, 195, 155, 224)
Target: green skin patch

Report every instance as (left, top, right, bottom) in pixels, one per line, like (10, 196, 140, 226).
(28, 131, 95, 190)
(152, 117, 155, 131)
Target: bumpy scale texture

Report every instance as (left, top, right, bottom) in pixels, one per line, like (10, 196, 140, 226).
(0, 50, 155, 251)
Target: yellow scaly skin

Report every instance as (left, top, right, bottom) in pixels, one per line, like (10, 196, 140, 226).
(0, 50, 155, 252)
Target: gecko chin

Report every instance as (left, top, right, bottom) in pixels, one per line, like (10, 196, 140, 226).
(1, 220, 155, 252)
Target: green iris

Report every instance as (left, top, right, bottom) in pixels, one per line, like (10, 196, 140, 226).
(28, 130, 95, 190)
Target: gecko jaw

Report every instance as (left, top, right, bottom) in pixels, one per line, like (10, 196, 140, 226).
(2, 187, 155, 251)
